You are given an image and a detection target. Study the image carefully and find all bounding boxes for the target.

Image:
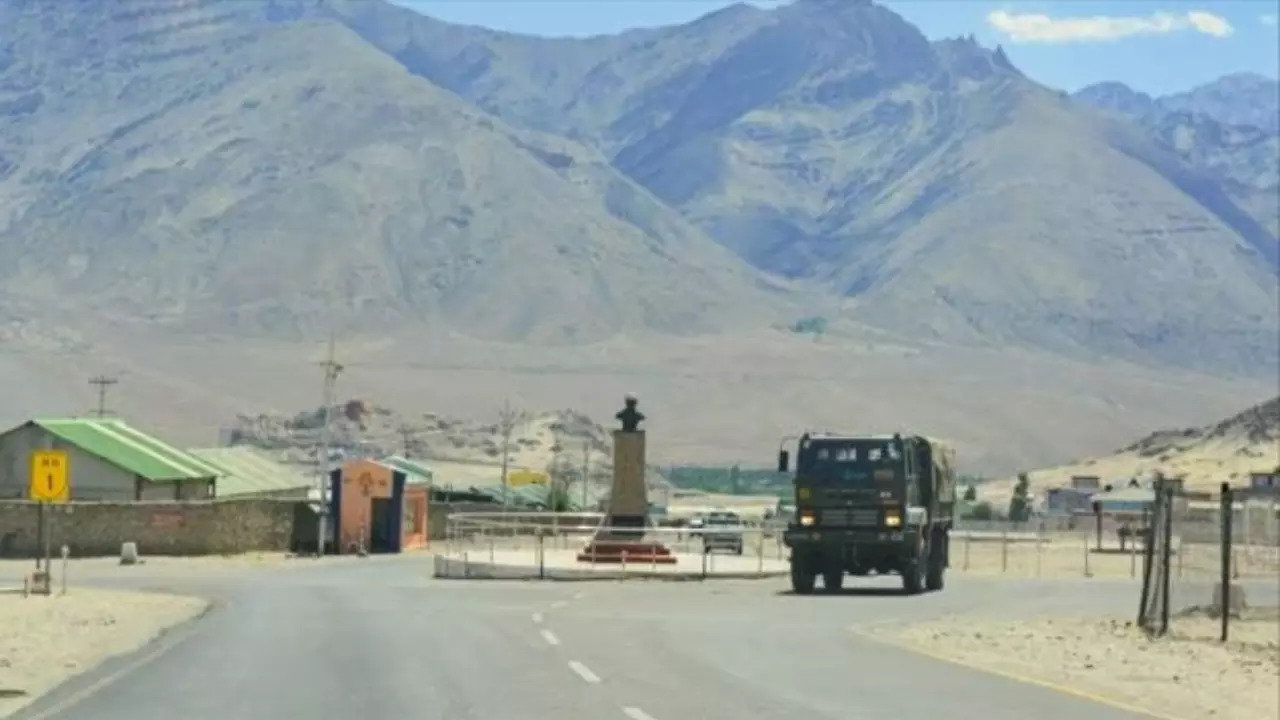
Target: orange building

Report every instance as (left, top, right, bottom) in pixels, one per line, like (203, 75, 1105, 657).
(330, 459, 428, 554)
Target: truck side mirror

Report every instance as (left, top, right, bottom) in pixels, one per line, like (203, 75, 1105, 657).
(777, 450, 789, 473)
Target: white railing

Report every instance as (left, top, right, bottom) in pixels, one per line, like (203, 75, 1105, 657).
(439, 512, 789, 579)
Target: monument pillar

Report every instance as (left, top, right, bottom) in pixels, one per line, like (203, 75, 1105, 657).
(576, 394, 675, 564)
(607, 429, 647, 535)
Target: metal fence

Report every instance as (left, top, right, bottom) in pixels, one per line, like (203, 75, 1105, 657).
(437, 512, 791, 580)
(1140, 481, 1280, 641)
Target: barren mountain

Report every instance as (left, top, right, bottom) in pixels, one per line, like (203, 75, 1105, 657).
(1074, 75, 1280, 239)
(305, 0, 1278, 375)
(0, 0, 802, 342)
(984, 396, 1280, 504)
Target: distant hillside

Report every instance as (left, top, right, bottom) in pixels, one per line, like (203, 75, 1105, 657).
(304, 0, 1278, 375)
(0, 0, 1274, 378)
(1074, 75, 1280, 239)
(226, 400, 673, 492)
(982, 396, 1280, 504)
(0, 0, 801, 343)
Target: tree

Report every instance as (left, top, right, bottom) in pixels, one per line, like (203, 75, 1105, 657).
(963, 485, 977, 502)
(1008, 472, 1032, 522)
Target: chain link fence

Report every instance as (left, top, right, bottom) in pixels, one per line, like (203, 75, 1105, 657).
(1140, 480, 1280, 640)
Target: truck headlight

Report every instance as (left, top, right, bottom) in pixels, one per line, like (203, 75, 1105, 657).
(799, 510, 815, 527)
(883, 509, 901, 527)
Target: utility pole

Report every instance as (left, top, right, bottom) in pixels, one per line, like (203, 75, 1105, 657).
(88, 375, 118, 418)
(498, 399, 523, 513)
(398, 424, 413, 458)
(581, 439, 590, 510)
(314, 334, 343, 556)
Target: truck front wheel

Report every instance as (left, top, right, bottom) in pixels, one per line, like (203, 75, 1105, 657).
(926, 531, 948, 591)
(790, 557, 816, 595)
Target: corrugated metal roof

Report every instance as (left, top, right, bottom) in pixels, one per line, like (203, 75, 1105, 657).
(190, 446, 313, 498)
(381, 455, 433, 485)
(33, 418, 222, 482)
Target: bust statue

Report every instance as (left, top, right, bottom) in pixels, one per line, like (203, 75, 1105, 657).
(616, 393, 645, 432)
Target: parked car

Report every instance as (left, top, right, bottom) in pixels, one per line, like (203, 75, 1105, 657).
(701, 510, 744, 555)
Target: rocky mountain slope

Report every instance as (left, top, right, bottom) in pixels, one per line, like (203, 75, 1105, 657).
(1074, 74, 1280, 239)
(984, 396, 1280, 503)
(231, 0, 1279, 373)
(0, 0, 1274, 377)
(226, 400, 673, 493)
(0, 0, 802, 342)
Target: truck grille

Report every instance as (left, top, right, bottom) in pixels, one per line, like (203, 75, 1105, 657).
(819, 507, 879, 527)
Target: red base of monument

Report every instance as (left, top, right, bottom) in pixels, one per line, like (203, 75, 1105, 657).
(576, 540, 677, 564)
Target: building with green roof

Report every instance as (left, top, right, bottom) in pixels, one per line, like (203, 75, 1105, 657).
(188, 446, 313, 500)
(0, 418, 222, 501)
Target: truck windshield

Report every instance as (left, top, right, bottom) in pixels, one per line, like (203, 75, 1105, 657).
(797, 440, 902, 485)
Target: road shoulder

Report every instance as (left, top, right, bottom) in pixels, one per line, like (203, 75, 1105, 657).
(0, 588, 208, 719)
(856, 612, 1279, 720)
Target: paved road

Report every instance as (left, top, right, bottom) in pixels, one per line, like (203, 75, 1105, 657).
(12, 556, 1168, 720)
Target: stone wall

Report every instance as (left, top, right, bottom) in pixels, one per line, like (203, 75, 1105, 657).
(0, 498, 307, 558)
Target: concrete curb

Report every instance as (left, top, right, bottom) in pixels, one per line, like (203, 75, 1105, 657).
(431, 554, 788, 582)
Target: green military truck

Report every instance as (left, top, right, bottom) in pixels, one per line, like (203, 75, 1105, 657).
(778, 432, 955, 595)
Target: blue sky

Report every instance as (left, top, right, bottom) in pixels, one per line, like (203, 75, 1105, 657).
(394, 0, 1279, 95)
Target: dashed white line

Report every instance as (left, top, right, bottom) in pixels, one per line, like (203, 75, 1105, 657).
(540, 629, 561, 646)
(550, 600, 568, 609)
(622, 707, 657, 720)
(532, 612, 544, 624)
(572, 592, 585, 600)
(568, 660, 601, 684)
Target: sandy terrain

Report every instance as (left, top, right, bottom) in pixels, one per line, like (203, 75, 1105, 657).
(2, 323, 1269, 476)
(982, 397, 1278, 505)
(877, 612, 1280, 720)
(0, 589, 208, 718)
(0, 553, 301, 591)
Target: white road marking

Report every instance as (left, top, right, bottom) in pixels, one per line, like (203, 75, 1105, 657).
(540, 629, 561, 646)
(532, 612, 544, 623)
(568, 660, 601, 684)
(550, 600, 568, 609)
(572, 592, 585, 600)
(623, 707, 658, 720)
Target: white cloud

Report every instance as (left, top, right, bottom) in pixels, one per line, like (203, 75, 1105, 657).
(986, 9, 1235, 44)
(1261, 14, 1279, 27)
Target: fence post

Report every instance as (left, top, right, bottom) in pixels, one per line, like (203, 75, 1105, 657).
(60, 545, 69, 596)
(1083, 530, 1092, 578)
(538, 532, 545, 580)
(1220, 482, 1232, 643)
(1001, 529, 1008, 573)
(1159, 482, 1174, 636)
(963, 533, 970, 571)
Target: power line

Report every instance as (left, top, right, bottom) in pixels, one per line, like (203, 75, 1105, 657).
(88, 375, 118, 417)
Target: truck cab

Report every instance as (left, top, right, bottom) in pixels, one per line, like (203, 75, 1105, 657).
(779, 432, 954, 595)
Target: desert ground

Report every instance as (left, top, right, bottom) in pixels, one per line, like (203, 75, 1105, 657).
(2, 320, 1270, 475)
(0, 588, 207, 718)
(877, 612, 1280, 720)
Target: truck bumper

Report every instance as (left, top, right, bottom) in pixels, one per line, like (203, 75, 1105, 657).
(783, 528, 908, 548)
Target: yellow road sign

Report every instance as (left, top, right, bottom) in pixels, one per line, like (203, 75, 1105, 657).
(29, 450, 69, 503)
(508, 470, 547, 487)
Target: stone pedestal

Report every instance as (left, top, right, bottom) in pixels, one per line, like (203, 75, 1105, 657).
(578, 424, 674, 564)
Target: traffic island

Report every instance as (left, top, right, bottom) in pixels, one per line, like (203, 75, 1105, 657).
(433, 548, 788, 581)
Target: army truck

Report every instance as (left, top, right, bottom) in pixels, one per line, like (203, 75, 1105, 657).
(778, 432, 955, 595)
